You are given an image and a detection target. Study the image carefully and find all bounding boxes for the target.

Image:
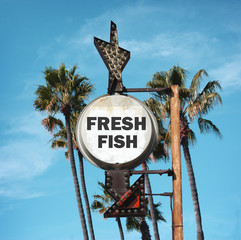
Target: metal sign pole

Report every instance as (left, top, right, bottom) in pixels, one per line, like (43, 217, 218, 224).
(170, 85, 183, 240)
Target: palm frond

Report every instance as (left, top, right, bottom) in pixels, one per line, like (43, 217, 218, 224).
(147, 201, 166, 222)
(199, 92, 222, 116)
(200, 80, 222, 96)
(126, 217, 140, 232)
(53, 128, 67, 139)
(148, 71, 168, 88)
(187, 81, 222, 119)
(91, 182, 114, 217)
(58, 63, 67, 86)
(69, 64, 78, 76)
(186, 91, 222, 121)
(91, 200, 105, 211)
(198, 118, 222, 138)
(97, 181, 105, 189)
(73, 76, 89, 91)
(147, 71, 169, 101)
(152, 141, 169, 161)
(46, 94, 59, 113)
(65, 150, 69, 160)
(164, 125, 171, 147)
(51, 138, 68, 149)
(179, 86, 191, 103)
(41, 116, 64, 133)
(92, 194, 108, 201)
(189, 69, 208, 94)
(144, 98, 168, 162)
(34, 85, 59, 113)
(145, 198, 166, 222)
(187, 129, 197, 145)
(99, 208, 109, 214)
(44, 67, 60, 88)
(71, 82, 94, 105)
(159, 99, 170, 119)
(167, 65, 187, 87)
(144, 97, 166, 123)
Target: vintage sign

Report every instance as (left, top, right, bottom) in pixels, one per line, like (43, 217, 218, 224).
(76, 94, 158, 170)
(104, 174, 145, 218)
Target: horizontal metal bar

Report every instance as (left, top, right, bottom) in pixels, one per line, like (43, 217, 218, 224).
(146, 192, 173, 197)
(130, 169, 173, 176)
(123, 87, 171, 94)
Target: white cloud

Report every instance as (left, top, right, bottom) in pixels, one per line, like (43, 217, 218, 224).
(0, 187, 44, 199)
(33, 2, 241, 92)
(0, 112, 56, 198)
(121, 32, 211, 59)
(0, 140, 52, 180)
(210, 56, 241, 89)
(34, 3, 166, 65)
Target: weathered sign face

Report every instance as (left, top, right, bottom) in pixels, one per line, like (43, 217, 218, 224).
(76, 94, 158, 170)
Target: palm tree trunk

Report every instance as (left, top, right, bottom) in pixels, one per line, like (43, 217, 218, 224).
(140, 217, 151, 240)
(78, 150, 95, 240)
(181, 137, 204, 240)
(64, 112, 89, 240)
(141, 162, 160, 240)
(116, 217, 125, 240)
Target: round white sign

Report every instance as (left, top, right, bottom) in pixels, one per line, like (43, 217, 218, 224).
(76, 94, 158, 170)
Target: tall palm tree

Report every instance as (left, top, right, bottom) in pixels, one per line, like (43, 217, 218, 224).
(91, 182, 125, 240)
(34, 63, 94, 240)
(140, 99, 168, 240)
(141, 162, 159, 240)
(91, 182, 165, 240)
(147, 66, 222, 240)
(42, 112, 96, 240)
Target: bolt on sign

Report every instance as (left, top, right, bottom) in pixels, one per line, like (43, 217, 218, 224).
(76, 94, 158, 170)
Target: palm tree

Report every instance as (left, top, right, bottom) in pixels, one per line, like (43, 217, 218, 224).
(42, 112, 96, 240)
(140, 99, 168, 240)
(141, 162, 159, 240)
(147, 66, 222, 240)
(91, 182, 165, 240)
(91, 182, 125, 240)
(126, 198, 166, 240)
(126, 215, 151, 240)
(34, 63, 94, 240)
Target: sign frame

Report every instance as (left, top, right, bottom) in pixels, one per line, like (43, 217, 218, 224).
(76, 94, 159, 170)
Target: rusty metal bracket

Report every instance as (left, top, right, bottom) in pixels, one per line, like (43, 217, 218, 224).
(146, 192, 173, 197)
(130, 169, 173, 176)
(123, 87, 171, 94)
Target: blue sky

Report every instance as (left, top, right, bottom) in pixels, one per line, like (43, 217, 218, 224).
(0, 0, 241, 239)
